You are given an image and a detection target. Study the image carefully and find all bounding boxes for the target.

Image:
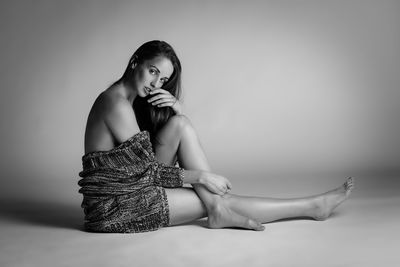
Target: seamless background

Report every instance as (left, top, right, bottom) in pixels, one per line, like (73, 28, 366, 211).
(0, 1, 399, 266)
(0, 0, 399, 203)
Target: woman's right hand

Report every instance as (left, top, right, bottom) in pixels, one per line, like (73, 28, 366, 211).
(198, 171, 232, 195)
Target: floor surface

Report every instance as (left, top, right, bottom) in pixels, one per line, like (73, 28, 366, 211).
(0, 176, 399, 267)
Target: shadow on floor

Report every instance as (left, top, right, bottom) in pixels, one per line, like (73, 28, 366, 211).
(0, 198, 84, 230)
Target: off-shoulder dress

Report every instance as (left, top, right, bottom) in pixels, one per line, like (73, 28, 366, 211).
(78, 131, 184, 233)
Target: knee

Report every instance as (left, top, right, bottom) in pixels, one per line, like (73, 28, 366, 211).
(166, 115, 193, 132)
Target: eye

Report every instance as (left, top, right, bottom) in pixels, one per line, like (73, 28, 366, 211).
(149, 68, 157, 75)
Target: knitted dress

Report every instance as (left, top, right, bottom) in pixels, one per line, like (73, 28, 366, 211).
(78, 131, 184, 233)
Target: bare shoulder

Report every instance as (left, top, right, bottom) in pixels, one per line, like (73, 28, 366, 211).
(84, 87, 140, 153)
(99, 89, 140, 143)
(92, 89, 125, 111)
(98, 90, 133, 120)
(88, 88, 131, 120)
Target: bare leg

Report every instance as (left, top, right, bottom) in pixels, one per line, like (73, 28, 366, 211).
(155, 115, 264, 230)
(224, 177, 354, 223)
(154, 115, 354, 229)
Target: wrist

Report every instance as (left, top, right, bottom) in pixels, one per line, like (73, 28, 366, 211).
(174, 108, 183, 115)
(183, 170, 204, 184)
(172, 103, 183, 115)
(197, 170, 206, 184)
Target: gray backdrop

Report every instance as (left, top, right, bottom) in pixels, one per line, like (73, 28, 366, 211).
(0, 0, 399, 204)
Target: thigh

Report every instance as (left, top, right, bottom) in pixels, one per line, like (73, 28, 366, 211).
(165, 187, 207, 225)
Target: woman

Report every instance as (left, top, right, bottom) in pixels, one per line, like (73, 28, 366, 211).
(78, 40, 353, 233)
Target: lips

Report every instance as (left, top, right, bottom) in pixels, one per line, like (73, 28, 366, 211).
(144, 87, 151, 95)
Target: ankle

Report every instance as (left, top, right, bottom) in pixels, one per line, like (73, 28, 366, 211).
(206, 196, 230, 215)
(310, 196, 329, 220)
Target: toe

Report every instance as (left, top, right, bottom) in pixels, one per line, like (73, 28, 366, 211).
(247, 219, 265, 231)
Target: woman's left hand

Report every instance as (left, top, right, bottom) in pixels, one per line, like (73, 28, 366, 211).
(147, 88, 182, 115)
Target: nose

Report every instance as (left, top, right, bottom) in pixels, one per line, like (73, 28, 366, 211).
(150, 77, 162, 88)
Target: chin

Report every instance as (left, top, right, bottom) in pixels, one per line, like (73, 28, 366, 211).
(138, 88, 148, 98)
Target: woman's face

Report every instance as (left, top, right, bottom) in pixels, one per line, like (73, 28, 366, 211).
(133, 56, 174, 97)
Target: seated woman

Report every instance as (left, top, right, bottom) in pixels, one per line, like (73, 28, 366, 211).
(78, 40, 354, 233)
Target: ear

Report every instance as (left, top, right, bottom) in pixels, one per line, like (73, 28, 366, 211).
(130, 55, 138, 69)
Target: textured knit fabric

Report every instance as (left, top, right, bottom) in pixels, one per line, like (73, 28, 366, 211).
(78, 131, 184, 233)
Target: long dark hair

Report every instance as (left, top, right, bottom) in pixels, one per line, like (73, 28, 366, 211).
(122, 40, 182, 143)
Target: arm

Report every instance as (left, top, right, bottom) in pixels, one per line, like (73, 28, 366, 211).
(146, 90, 232, 195)
(152, 163, 232, 195)
(105, 96, 230, 195)
(104, 98, 185, 186)
(184, 170, 232, 195)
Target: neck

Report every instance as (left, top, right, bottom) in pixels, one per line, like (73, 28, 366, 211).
(119, 77, 137, 104)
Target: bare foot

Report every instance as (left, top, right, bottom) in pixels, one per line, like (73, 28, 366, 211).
(207, 202, 265, 231)
(312, 177, 354, 220)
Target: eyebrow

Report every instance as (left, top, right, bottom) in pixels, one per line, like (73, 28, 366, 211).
(150, 65, 170, 80)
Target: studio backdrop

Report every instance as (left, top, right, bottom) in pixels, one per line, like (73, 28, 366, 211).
(0, 0, 399, 202)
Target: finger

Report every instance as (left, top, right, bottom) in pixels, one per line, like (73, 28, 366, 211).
(210, 186, 222, 195)
(209, 184, 224, 195)
(155, 102, 175, 108)
(152, 98, 174, 106)
(149, 88, 169, 95)
(218, 185, 227, 195)
(147, 94, 173, 103)
(157, 102, 176, 108)
(156, 98, 178, 107)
